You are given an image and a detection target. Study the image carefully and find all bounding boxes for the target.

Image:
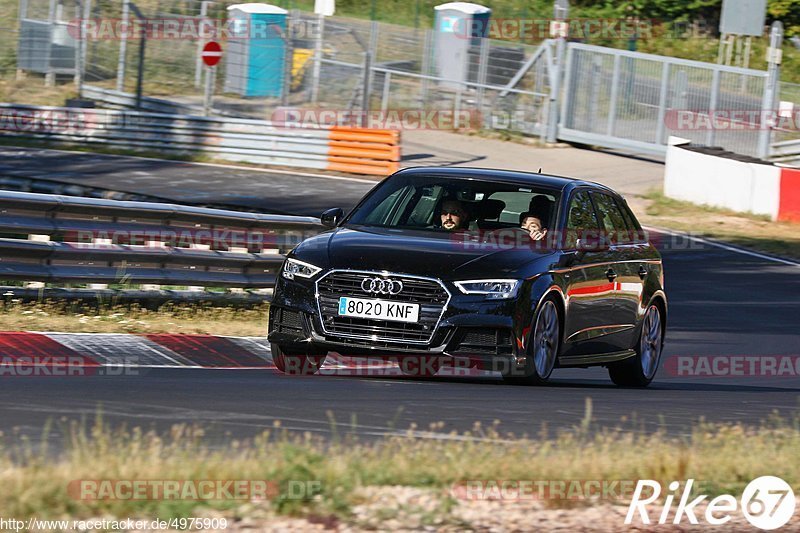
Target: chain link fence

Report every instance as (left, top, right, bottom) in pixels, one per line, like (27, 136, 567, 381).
(2, 1, 798, 161)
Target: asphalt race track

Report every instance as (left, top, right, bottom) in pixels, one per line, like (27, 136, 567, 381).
(0, 147, 375, 215)
(1, 230, 798, 448)
(0, 148, 798, 446)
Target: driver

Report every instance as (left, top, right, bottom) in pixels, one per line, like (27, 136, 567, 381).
(440, 199, 468, 231)
(520, 212, 548, 241)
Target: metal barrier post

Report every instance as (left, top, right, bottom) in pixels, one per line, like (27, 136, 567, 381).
(187, 243, 210, 292)
(45, 0, 56, 87)
(361, 20, 378, 118)
(140, 238, 164, 291)
(655, 62, 671, 146)
(311, 13, 324, 104)
(73, 0, 81, 87)
(281, 11, 294, 107)
(88, 237, 111, 290)
(203, 65, 215, 116)
(759, 21, 783, 159)
(606, 53, 621, 137)
(117, 0, 130, 91)
(361, 50, 373, 122)
(194, 0, 210, 89)
(546, 37, 565, 142)
(454, 85, 462, 129)
(16, 0, 28, 81)
(130, 2, 147, 110)
(381, 71, 392, 113)
(25, 234, 50, 289)
(706, 68, 720, 147)
(476, 37, 489, 113)
(420, 29, 432, 106)
(588, 55, 601, 129)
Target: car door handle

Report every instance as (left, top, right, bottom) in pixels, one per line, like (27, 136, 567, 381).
(638, 265, 648, 279)
(606, 268, 618, 281)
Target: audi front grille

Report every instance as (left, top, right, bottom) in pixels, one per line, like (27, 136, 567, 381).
(315, 270, 450, 344)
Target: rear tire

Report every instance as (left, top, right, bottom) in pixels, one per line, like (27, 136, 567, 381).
(503, 298, 560, 386)
(271, 343, 327, 375)
(608, 304, 663, 387)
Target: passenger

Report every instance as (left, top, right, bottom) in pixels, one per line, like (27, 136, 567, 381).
(440, 199, 468, 231)
(520, 212, 548, 241)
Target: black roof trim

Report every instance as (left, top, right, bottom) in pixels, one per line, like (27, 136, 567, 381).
(394, 166, 613, 193)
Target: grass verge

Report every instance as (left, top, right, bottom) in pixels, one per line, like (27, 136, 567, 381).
(631, 191, 800, 261)
(2, 410, 799, 527)
(0, 299, 269, 336)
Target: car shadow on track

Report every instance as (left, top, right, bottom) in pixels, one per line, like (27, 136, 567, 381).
(308, 370, 800, 392)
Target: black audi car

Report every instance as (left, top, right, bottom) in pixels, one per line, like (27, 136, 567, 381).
(268, 167, 667, 386)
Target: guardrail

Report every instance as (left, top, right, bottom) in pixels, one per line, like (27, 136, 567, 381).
(0, 103, 401, 176)
(0, 190, 325, 296)
(770, 138, 800, 166)
(80, 85, 202, 116)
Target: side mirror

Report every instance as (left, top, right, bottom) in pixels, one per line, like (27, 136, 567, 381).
(321, 207, 344, 228)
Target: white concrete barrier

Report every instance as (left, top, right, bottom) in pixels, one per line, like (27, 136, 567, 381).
(664, 143, 800, 222)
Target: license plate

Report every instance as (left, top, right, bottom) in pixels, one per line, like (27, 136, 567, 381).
(338, 297, 420, 323)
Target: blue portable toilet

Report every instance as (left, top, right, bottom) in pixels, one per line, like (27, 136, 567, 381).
(224, 3, 287, 98)
(434, 2, 491, 89)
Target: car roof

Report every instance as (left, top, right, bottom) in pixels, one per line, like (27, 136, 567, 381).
(394, 166, 617, 196)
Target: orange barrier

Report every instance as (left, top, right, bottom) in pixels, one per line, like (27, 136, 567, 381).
(326, 126, 401, 176)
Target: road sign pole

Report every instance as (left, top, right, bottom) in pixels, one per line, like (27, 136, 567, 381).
(199, 41, 222, 115)
(203, 65, 215, 116)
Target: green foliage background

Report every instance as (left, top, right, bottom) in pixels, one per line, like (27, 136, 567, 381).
(280, 0, 800, 36)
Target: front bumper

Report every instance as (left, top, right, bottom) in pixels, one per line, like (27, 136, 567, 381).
(268, 273, 529, 368)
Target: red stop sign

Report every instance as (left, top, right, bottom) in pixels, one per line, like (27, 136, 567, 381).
(202, 41, 222, 67)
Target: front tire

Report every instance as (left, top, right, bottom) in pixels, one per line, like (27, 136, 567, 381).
(503, 298, 560, 385)
(608, 304, 663, 387)
(271, 343, 327, 375)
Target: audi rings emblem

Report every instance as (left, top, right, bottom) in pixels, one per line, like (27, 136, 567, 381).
(361, 277, 404, 295)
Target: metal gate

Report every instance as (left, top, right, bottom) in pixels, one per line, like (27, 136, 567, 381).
(558, 43, 771, 158)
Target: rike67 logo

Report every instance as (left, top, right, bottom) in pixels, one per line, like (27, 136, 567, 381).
(626, 476, 796, 530)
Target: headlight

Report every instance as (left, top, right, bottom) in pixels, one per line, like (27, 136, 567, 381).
(454, 279, 520, 299)
(282, 258, 322, 280)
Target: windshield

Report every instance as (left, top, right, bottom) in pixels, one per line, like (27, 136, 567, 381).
(345, 175, 560, 233)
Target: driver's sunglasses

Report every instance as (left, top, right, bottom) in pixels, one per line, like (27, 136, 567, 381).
(441, 209, 463, 216)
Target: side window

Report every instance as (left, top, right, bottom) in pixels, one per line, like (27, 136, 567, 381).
(362, 186, 412, 225)
(615, 197, 646, 243)
(565, 190, 601, 248)
(406, 185, 444, 227)
(591, 192, 631, 244)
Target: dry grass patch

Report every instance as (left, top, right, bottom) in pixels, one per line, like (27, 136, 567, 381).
(629, 192, 800, 260)
(0, 77, 78, 107)
(0, 299, 269, 336)
(1, 411, 799, 525)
